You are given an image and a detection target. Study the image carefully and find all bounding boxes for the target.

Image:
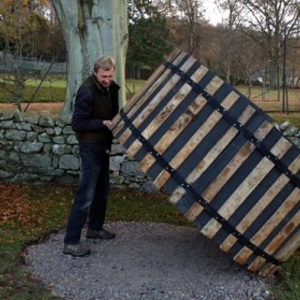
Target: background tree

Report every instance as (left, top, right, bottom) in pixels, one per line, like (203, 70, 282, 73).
(235, 32, 265, 98)
(240, 0, 300, 97)
(0, 0, 53, 57)
(287, 33, 300, 89)
(32, 2, 66, 59)
(0, 0, 66, 110)
(213, 0, 243, 83)
(50, 0, 128, 114)
(1, 0, 300, 114)
(127, 0, 173, 78)
(155, 0, 206, 55)
(0, 0, 51, 110)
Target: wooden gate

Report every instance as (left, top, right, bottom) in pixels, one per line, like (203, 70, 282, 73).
(112, 50, 300, 276)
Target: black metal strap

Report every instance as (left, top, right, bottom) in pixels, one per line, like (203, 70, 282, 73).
(120, 109, 281, 266)
(164, 61, 300, 189)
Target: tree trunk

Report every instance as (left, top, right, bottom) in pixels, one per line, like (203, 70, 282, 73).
(51, 0, 128, 115)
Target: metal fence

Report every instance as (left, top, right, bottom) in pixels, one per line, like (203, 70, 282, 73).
(0, 56, 67, 104)
(0, 56, 66, 74)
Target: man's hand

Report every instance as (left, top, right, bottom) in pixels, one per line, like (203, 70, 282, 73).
(103, 120, 113, 130)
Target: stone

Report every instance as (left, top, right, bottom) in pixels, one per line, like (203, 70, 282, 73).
(26, 132, 39, 142)
(111, 143, 125, 155)
(54, 127, 63, 136)
(38, 132, 51, 143)
(59, 155, 79, 170)
(21, 154, 52, 169)
(39, 116, 54, 127)
(5, 129, 26, 141)
(16, 122, 32, 131)
(23, 114, 40, 125)
(0, 110, 17, 120)
(53, 136, 65, 144)
(110, 155, 125, 172)
(52, 144, 72, 155)
(0, 170, 11, 178)
(0, 150, 5, 159)
(0, 120, 14, 129)
(20, 142, 44, 154)
(140, 181, 160, 193)
(63, 126, 74, 134)
(8, 152, 21, 165)
(121, 160, 145, 176)
(66, 135, 78, 145)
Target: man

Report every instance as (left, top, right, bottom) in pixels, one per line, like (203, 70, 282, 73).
(63, 56, 120, 257)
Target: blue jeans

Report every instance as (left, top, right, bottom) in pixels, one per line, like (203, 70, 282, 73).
(64, 144, 110, 244)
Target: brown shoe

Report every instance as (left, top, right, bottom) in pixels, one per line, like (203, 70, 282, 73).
(63, 243, 91, 257)
(86, 228, 116, 239)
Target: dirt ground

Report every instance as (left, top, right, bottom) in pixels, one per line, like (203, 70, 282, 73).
(0, 103, 64, 115)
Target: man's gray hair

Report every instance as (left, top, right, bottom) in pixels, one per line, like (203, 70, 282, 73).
(94, 56, 116, 72)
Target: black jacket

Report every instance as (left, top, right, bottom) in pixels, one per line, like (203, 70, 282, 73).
(72, 74, 120, 146)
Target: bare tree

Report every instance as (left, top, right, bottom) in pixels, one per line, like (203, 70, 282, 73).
(237, 33, 265, 98)
(0, 0, 33, 110)
(50, 0, 128, 115)
(240, 0, 300, 95)
(288, 31, 300, 88)
(155, 0, 206, 55)
(214, 0, 244, 83)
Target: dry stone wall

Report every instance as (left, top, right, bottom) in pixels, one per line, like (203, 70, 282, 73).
(0, 110, 158, 192)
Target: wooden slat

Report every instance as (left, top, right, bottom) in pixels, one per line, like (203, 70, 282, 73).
(139, 86, 237, 176)
(152, 78, 234, 189)
(200, 121, 274, 202)
(170, 104, 255, 213)
(259, 264, 280, 277)
(234, 188, 300, 270)
(219, 155, 300, 253)
(117, 55, 199, 148)
(139, 95, 207, 173)
(270, 225, 300, 262)
(259, 229, 300, 276)
(112, 50, 182, 136)
(205, 74, 225, 95)
(153, 110, 222, 189)
(169, 121, 273, 221)
(125, 64, 210, 159)
(248, 204, 300, 272)
(201, 137, 293, 239)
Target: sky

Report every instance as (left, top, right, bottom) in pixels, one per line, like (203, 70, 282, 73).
(202, 1, 224, 26)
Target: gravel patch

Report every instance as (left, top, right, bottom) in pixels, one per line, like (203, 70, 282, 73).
(25, 222, 273, 300)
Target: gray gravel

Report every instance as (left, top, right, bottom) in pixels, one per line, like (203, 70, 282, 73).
(25, 222, 273, 300)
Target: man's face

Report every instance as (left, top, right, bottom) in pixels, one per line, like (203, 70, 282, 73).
(94, 68, 115, 88)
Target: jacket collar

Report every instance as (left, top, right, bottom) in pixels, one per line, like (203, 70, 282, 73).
(91, 74, 120, 93)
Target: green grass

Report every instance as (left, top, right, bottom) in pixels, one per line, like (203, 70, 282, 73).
(271, 252, 300, 300)
(25, 77, 66, 88)
(0, 76, 147, 104)
(0, 84, 66, 103)
(1, 75, 300, 114)
(237, 85, 300, 102)
(269, 113, 300, 128)
(108, 189, 190, 226)
(125, 79, 146, 97)
(237, 85, 300, 113)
